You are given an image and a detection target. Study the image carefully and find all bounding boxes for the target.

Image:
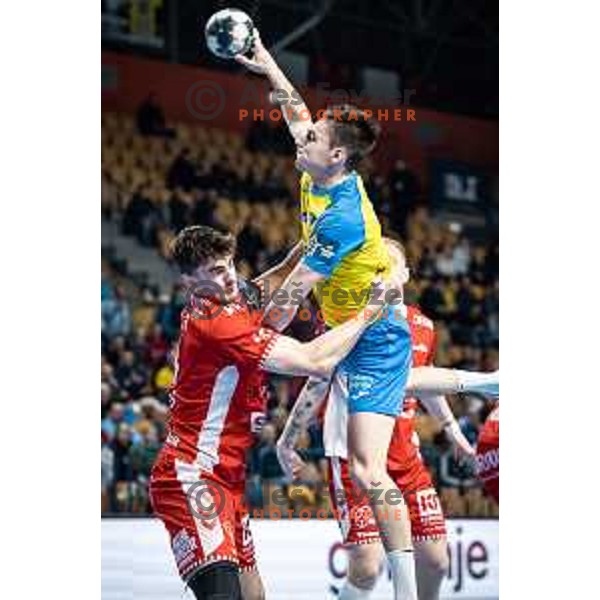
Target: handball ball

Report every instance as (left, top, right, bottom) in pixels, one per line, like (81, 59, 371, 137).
(205, 8, 255, 59)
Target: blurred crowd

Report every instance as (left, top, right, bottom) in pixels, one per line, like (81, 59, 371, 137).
(101, 104, 498, 518)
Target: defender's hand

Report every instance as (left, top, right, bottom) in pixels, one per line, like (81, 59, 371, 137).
(444, 421, 476, 462)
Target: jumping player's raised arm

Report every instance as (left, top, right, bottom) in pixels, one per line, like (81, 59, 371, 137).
(235, 29, 311, 146)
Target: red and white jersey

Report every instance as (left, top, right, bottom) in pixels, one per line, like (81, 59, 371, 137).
(323, 304, 436, 460)
(475, 403, 499, 504)
(386, 305, 436, 471)
(160, 297, 280, 484)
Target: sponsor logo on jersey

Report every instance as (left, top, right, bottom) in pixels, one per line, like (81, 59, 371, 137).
(250, 412, 267, 434)
(411, 313, 434, 330)
(166, 432, 180, 447)
(306, 235, 336, 261)
(416, 489, 443, 518)
(320, 244, 335, 259)
(348, 373, 375, 398)
(172, 529, 197, 566)
(475, 449, 499, 476)
(350, 505, 376, 530)
(253, 328, 272, 344)
(412, 342, 430, 354)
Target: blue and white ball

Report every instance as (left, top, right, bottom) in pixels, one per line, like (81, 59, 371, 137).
(205, 8, 255, 59)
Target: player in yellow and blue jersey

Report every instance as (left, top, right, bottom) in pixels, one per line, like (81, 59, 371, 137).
(237, 30, 498, 600)
(296, 152, 415, 419)
(237, 34, 420, 600)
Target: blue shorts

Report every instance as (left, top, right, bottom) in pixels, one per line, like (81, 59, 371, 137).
(338, 307, 412, 417)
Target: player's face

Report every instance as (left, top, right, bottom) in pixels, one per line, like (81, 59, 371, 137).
(295, 120, 346, 179)
(182, 253, 239, 304)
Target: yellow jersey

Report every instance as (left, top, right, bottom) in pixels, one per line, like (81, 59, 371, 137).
(299, 171, 391, 327)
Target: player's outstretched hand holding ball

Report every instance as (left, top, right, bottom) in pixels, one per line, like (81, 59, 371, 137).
(234, 29, 274, 75)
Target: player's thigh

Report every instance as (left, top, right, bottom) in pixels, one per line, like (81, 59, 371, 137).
(329, 457, 381, 546)
(343, 308, 413, 419)
(348, 411, 395, 473)
(328, 458, 385, 588)
(150, 462, 239, 581)
(391, 466, 447, 545)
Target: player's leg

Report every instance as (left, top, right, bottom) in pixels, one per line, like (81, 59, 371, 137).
(407, 367, 499, 398)
(329, 456, 385, 599)
(235, 491, 265, 600)
(341, 543, 386, 599)
(348, 413, 417, 600)
(413, 539, 448, 600)
(394, 465, 448, 600)
(348, 413, 412, 551)
(149, 456, 242, 598)
(187, 561, 243, 600)
(240, 571, 265, 600)
(344, 311, 418, 600)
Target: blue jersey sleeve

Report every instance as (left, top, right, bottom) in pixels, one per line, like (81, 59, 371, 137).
(302, 206, 366, 276)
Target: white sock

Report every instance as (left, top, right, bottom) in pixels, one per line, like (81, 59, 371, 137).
(455, 369, 499, 398)
(339, 579, 373, 599)
(387, 549, 418, 600)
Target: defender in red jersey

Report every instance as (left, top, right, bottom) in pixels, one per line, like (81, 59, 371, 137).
(149, 226, 386, 600)
(475, 403, 499, 505)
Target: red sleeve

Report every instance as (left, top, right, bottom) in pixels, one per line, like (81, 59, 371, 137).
(226, 324, 280, 370)
(205, 312, 280, 370)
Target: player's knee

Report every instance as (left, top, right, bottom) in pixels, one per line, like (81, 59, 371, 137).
(349, 565, 380, 591)
(416, 542, 449, 579)
(348, 552, 381, 590)
(241, 578, 265, 600)
(188, 561, 242, 600)
(243, 588, 265, 600)
(436, 549, 450, 576)
(427, 554, 449, 580)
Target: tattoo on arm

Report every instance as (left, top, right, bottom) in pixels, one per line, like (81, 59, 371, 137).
(279, 379, 328, 447)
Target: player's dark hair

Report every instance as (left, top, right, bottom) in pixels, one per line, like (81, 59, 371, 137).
(170, 225, 236, 275)
(325, 104, 381, 170)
